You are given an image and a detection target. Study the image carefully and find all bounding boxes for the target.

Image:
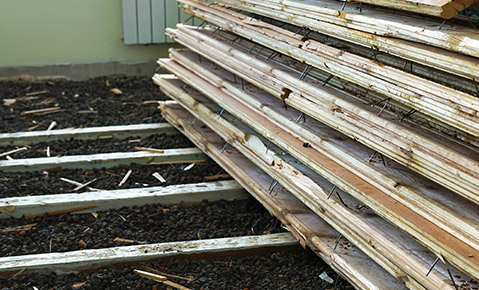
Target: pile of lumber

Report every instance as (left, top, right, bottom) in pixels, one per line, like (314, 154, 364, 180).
(152, 0, 479, 289)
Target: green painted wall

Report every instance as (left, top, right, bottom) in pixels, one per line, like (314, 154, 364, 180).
(0, 0, 173, 67)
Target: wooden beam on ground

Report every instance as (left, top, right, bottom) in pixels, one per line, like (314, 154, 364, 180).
(0, 148, 206, 172)
(0, 233, 297, 275)
(159, 103, 409, 290)
(0, 123, 177, 146)
(0, 180, 247, 219)
(176, 4, 479, 138)
(153, 65, 479, 280)
(179, 0, 479, 82)
(157, 95, 466, 289)
(164, 29, 479, 206)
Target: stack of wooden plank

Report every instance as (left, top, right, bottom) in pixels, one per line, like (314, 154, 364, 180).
(152, 0, 479, 289)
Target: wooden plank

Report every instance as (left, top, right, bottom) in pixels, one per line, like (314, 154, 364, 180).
(152, 0, 166, 43)
(158, 55, 479, 254)
(160, 103, 409, 290)
(0, 233, 297, 275)
(154, 60, 479, 279)
(180, 0, 479, 81)
(176, 3, 479, 138)
(156, 88, 467, 289)
(0, 148, 206, 172)
(0, 181, 247, 219)
(0, 123, 177, 146)
(216, 0, 479, 58)
(349, 0, 475, 18)
(122, 0, 139, 44)
(165, 29, 479, 207)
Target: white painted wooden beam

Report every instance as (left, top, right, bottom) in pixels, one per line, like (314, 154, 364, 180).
(0, 148, 206, 172)
(0, 233, 297, 274)
(0, 123, 178, 146)
(0, 180, 247, 219)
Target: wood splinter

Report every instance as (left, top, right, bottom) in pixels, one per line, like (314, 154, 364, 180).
(0, 147, 28, 158)
(134, 269, 191, 290)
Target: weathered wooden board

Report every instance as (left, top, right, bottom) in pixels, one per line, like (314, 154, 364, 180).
(180, 0, 479, 82)
(166, 28, 479, 205)
(0, 181, 247, 219)
(177, 3, 479, 138)
(156, 85, 468, 289)
(216, 0, 479, 57)
(159, 102, 410, 290)
(0, 233, 297, 275)
(0, 149, 206, 172)
(155, 60, 479, 280)
(0, 123, 177, 146)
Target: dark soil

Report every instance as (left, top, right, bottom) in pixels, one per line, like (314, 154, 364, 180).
(0, 199, 284, 257)
(0, 133, 194, 159)
(0, 160, 227, 198)
(0, 250, 350, 290)
(0, 76, 165, 133)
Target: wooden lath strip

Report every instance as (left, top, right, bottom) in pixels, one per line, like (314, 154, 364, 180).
(0, 123, 178, 146)
(177, 2, 479, 138)
(0, 149, 206, 172)
(0, 181, 247, 219)
(155, 81, 465, 289)
(154, 59, 479, 279)
(0, 233, 297, 275)
(159, 101, 410, 290)
(165, 27, 479, 206)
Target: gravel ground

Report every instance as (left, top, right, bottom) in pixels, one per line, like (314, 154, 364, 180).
(0, 76, 165, 133)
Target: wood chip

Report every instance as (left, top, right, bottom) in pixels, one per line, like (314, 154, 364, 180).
(183, 163, 195, 171)
(204, 174, 231, 181)
(118, 169, 133, 187)
(134, 270, 191, 290)
(60, 177, 99, 191)
(2, 223, 37, 233)
(110, 88, 123, 95)
(72, 281, 86, 289)
(73, 178, 98, 192)
(113, 237, 136, 243)
(135, 147, 165, 154)
(3, 99, 16, 106)
(25, 90, 49, 96)
(36, 97, 55, 106)
(0, 147, 28, 158)
(91, 212, 99, 218)
(141, 266, 194, 282)
(152, 172, 166, 183)
(26, 123, 43, 131)
(47, 121, 57, 131)
(20, 107, 62, 116)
